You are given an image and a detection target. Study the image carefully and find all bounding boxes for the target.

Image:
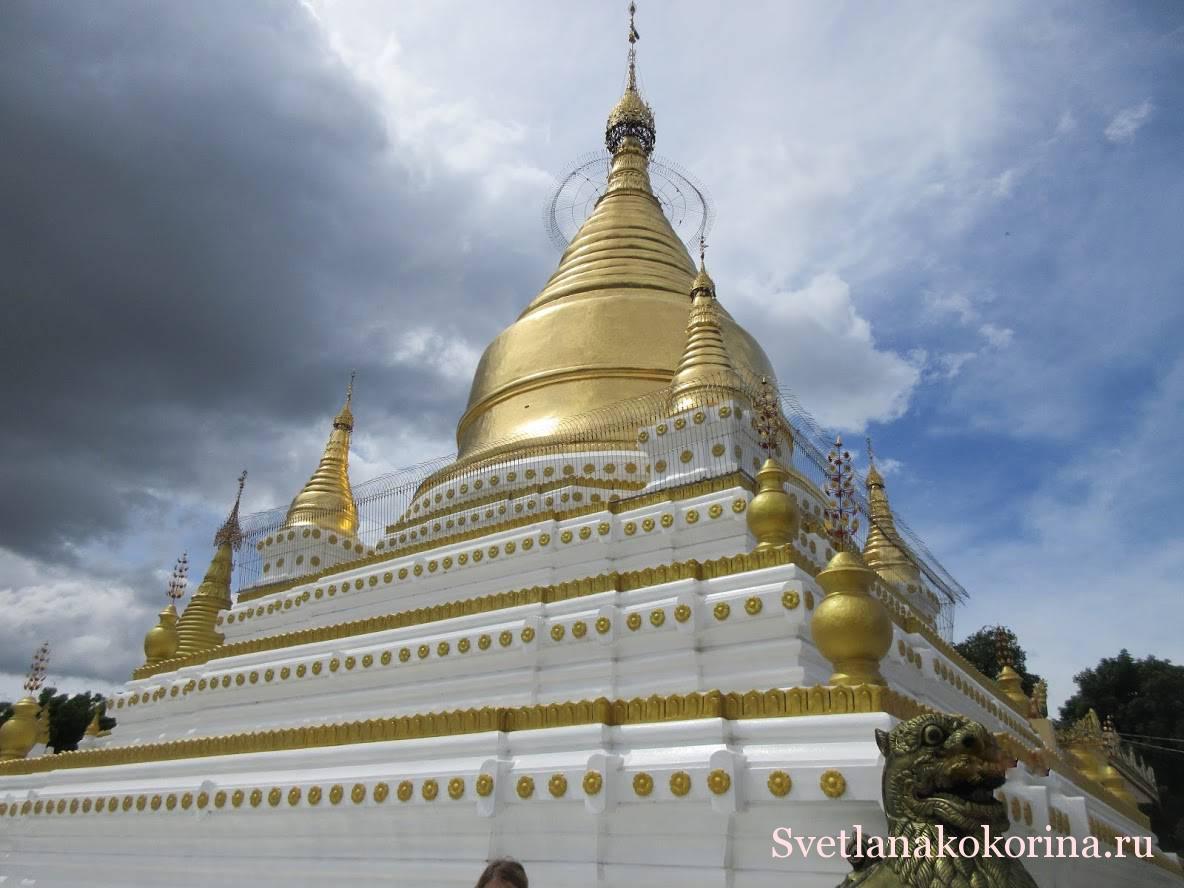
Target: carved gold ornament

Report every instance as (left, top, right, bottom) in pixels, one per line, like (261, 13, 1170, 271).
(373, 782, 390, 803)
(713, 602, 731, 620)
(307, 786, 322, 806)
(626, 613, 642, 631)
(250, 789, 262, 807)
(448, 778, 465, 800)
(650, 609, 665, 627)
(548, 774, 568, 798)
(595, 617, 612, 634)
(287, 787, 301, 806)
(674, 604, 692, 623)
(516, 776, 535, 799)
(396, 781, 413, 802)
(476, 773, 494, 797)
(767, 771, 792, 797)
(820, 769, 847, 799)
(550, 625, 564, 641)
(707, 769, 731, 795)
(633, 772, 654, 797)
(351, 784, 366, 804)
(499, 630, 513, 647)
(669, 771, 692, 797)
(782, 590, 800, 610)
(572, 620, 588, 638)
(268, 788, 281, 807)
(745, 596, 763, 615)
(478, 634, 492, 650)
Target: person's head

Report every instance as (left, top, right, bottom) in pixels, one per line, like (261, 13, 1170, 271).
(475, 858, 527, 888)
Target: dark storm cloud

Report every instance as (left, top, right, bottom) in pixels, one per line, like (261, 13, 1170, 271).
(0, 0, 538, 566)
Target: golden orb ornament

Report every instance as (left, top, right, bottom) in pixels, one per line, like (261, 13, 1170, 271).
(746, 459, 799, 550)
(143, 604, 180, 665)
(811, 550, 893, 687)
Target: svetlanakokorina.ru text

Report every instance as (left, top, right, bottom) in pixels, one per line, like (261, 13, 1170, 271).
(771, 827, 1153, 860)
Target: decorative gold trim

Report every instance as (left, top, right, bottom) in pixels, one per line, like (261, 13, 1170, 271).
(820, 769, 847, 799)
(707, 769, 731, 795)
(475, 773, 494, 797)
(767, 770, 792, 798)
(633, 772, 653, 797)
(669, 771, 691, 797)
(0, 685, 930, 777)
(548, 774, 568, 798)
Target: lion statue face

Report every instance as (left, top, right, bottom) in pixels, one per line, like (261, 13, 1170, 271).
(877, 713, 1010, 836)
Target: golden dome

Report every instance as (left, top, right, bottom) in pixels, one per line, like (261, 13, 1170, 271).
(283, 377, 358, 535)
(457, 142, 775, 459)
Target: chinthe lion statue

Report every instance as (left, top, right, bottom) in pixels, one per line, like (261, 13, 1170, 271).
(839, 713, 1038, 888)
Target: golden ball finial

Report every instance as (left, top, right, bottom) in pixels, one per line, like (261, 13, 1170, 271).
(143, 604, 180, 666)
(746, 458, 799, 550)
(811, 550, 893, 686)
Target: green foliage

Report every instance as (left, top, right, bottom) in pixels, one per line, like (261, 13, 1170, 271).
(1061, 650, 1184, 852)
(954, 625, 1043, 697)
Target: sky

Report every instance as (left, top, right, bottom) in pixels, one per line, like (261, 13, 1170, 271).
(0, 1, 1181, 712)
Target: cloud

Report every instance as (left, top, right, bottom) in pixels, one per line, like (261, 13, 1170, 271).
(978, 323, 1014, 348)
(1104, 99, 1154, 143)
(742, 272, 921, 430)
(0, 548, 153, 697)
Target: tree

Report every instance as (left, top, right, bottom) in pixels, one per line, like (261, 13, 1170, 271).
(954, 624, 1044, 697)
(1061, 650, 1184, 853)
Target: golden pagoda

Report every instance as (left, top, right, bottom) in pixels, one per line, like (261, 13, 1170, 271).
(669, 247, 746, 412)
(282, 374, 358, 535)
(174, 471, 246, 657)
(455, 15, 775, 459)
(862, 440, 921, 589)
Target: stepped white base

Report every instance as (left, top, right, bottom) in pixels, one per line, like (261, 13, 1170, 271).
(1, 713, 1176, 888)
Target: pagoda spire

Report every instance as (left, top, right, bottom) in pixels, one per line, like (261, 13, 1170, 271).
(605, 2, 655, 157)
(283, 373, 359, 535)
(861, 438, 921, 588)
(670, 240, 743, 411)
(175, 471, 247, 658)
